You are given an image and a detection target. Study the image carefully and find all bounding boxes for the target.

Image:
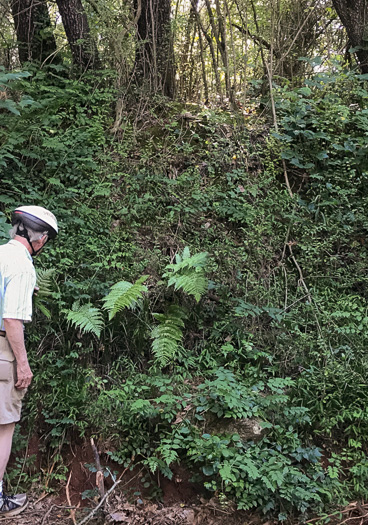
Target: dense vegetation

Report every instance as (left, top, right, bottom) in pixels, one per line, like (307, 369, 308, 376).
(1, 0, 368, 521)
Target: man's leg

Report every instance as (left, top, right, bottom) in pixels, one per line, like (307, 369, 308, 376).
(0, 422, 15, 484)
(0, 422, 28, 517)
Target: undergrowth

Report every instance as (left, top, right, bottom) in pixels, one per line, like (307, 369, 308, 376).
(1, 61, 368, 520)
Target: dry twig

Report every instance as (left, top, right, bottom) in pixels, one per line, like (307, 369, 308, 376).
(76, 480, 122, 525)
(66, 469, 77, 525)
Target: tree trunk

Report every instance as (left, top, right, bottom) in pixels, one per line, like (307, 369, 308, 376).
(134, 0, 175, 98)
(56, 0, 100, 71)
(203, 0, 230, 97)
(197, 20, 209, 102)
(11, 0, 57, 64)
(214, 0, 231, 98)
(191, 0, 222, 98)
(332, 0, 368, 74)
(180, 2, 196, 97)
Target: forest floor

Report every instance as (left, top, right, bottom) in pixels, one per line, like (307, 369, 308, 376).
(1, 490, 365, 525)
(0, 493, 254, 525)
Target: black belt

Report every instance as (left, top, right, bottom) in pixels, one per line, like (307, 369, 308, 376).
(0, 331, 6, 337)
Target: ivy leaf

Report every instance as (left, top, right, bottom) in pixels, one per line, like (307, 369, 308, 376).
(202, 465, 214, 476)
(316, 151, 328, 160)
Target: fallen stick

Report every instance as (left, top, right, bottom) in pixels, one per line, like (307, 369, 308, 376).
(40, 504, 55, 525)
(76, 480, 122, 525)
(66, 469, 77, 525)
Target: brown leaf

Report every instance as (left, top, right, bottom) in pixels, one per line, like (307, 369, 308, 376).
(109, 511, 130, 522)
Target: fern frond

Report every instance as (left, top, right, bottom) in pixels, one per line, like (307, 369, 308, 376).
(164, 248, 208, 273)
(65, 301, 104, 337)
(151, 306, 186, 367)
(34, 268, 56, 318)
(102, 275, 149, 320)
(163, 248, 208, 302)
(167, 273, 208, 301)
(35, 301, 52, 319)
(36, 268, 56, 298)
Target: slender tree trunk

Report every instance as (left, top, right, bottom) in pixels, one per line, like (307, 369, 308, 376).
(214, 0, 231, 98)
(134, 0, 175, 98)
(190, 0, 221, 97)
(11, 0, 57, 64)
(332, 0, 368, 74)
(187, 26, 197, 99)
(203, 0, 230, 97)
(197, 21, 209, 102)
(180, 2, 196, 97)
(224, 0, 236, 98)
(56, 0, 100, 71)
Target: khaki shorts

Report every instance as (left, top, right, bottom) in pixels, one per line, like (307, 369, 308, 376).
(0, 337, 27, 425)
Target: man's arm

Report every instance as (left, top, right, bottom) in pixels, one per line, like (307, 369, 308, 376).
(3, 318, 33, 389)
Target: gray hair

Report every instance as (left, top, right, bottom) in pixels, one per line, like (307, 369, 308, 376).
(9, 223, 48, 242)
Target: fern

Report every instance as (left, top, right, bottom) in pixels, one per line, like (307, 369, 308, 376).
(151, 306, 186, 366)
(65, 301, 104, 337)
(36, 268, 55, 297)
(34, 268, 56, 319)
(102, 275, 149, 320)
(163, 248, 208, 301)
(165, 246, 208, 271)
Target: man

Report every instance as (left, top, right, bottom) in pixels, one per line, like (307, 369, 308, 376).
(0, 206, 58, 517)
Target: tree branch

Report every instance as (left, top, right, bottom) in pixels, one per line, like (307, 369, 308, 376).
(232, 22, 274, 52)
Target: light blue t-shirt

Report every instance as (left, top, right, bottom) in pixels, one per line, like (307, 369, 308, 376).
(0, 240, 36, 330)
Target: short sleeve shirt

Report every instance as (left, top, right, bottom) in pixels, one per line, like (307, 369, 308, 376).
(0, 240, 36, 330)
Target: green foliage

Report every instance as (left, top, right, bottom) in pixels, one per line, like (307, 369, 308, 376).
(0, 67, 34, 116)
(0, 212, 10, 244)
(151, 306, 186, 366)
(34, 268, 56, 319)
(87, 363, 339, 516)
(102, 275, 149, 320)
(3, 62, 368, 519)
(65, 301, 104, 337)
(185, 433, 327, 515)
(163, 247, 208, 301)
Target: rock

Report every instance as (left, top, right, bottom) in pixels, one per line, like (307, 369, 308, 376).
(207, 417, 264, 441)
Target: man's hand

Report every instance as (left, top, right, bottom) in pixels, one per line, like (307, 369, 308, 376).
(15, 361, 33, 389)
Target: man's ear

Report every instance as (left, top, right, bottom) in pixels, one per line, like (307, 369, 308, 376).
(40, 234, 49, 246)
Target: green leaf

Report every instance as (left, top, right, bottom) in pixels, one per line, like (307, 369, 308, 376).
(163, 248, 208, 301)
(151, 306, 186, 366)
(202, 465, 214, 476)
(0, 100, 20, 115)
(103, 275, 149, 320)
(298, 87, 312, 96)
(65, 301, 104, 337)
